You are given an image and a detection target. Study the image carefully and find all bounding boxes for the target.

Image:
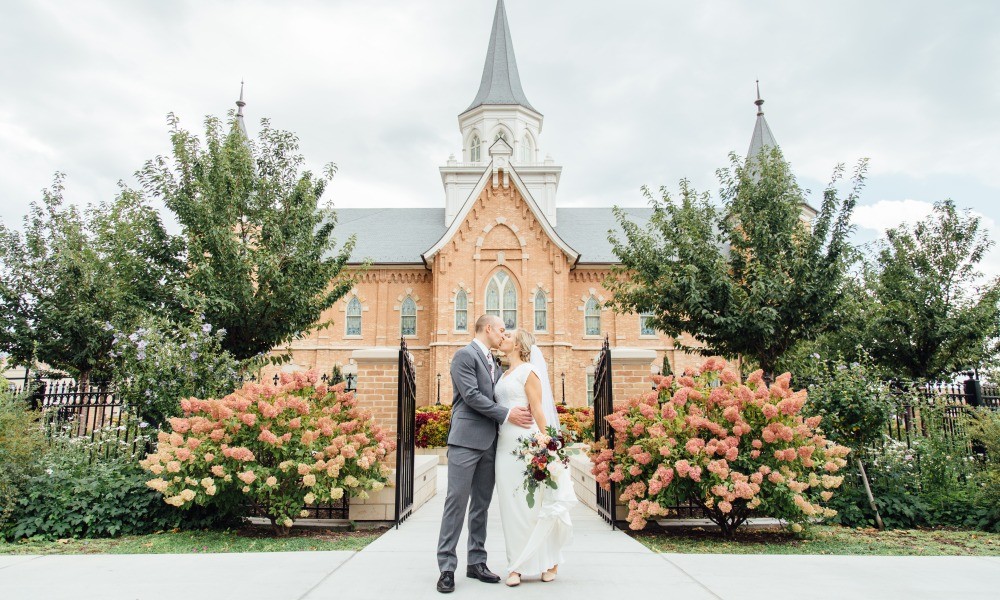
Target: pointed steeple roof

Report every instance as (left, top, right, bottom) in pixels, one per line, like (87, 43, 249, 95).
(746, 81, 778, 160)
(464, 0, 538, 114)
(235, 80, 248, 137)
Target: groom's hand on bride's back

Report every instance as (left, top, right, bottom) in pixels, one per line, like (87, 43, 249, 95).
(508, 406, 533, 428)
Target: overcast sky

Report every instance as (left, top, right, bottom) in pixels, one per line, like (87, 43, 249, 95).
(2, 0, 998, 278)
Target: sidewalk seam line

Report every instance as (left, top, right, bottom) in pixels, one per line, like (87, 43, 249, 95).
(657, 554, 727, 600)
(0, 554, 46, 572)
(295, 551, 362, 600)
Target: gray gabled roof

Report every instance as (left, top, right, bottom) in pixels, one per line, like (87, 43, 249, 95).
(463, 0, 538, 115)
(326, 206, 653, 265)
(330, 208, 446, 264)
(555, 207, 653, 263)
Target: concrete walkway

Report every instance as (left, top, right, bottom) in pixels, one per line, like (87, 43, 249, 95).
(2, 465, 999, 599)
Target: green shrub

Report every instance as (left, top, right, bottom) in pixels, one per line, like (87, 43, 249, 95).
(966, 408, 1000, 531)
(112, 312, 243, 427)
(4, 443, 232, 541)
(0, 382, 47, 532)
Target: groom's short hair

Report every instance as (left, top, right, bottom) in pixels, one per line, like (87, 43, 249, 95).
(474, 314, 500, 333)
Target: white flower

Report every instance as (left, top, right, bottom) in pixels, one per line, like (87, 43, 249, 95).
(45, 468, 54, 476)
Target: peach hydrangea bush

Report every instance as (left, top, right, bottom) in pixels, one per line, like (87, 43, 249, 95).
(140, 370, 395, 534)
(590, 358, 850, 537)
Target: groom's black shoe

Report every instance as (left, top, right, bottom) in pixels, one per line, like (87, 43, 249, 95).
(437, 571, 455, 593)
(466, 563, 502, 583)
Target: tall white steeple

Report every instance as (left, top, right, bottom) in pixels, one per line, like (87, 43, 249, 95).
(441, 0, 561, 226)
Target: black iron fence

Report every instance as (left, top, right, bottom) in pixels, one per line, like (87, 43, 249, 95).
(395, 337, 417, 528)
(885, 378, 999, 449)
(592, 335, 617, 528)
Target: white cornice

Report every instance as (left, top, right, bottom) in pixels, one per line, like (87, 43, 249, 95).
(423, 158, 579, 267)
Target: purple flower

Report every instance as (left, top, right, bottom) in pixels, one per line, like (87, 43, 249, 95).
(202, 323, 212, 333)
(136, 351, 146, 361)
(190, 351, 199, 360)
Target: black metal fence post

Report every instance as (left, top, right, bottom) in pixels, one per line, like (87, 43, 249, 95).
(593, 335, 616, 529)
(964, 376, 985, 408)
(395, 337, 416, 528)
(28, 373, 45, 411)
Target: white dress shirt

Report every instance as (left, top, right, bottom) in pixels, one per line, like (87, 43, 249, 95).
(471, 338, 509, 424)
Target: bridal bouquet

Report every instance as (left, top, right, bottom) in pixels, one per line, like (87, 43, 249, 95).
(513, 426, 577, 508)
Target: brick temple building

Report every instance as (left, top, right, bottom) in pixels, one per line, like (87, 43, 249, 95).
(266, 0, 787, 408)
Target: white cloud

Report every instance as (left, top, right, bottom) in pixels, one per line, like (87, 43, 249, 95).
(851, 199, 936, 234)
(852, 199, 1000, 281)
(853, 199, 997, 236)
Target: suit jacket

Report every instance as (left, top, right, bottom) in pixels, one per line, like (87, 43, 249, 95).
(448, 342, 507, 450)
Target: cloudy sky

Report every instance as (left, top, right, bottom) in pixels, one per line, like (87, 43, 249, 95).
(2, 0, 998, 277)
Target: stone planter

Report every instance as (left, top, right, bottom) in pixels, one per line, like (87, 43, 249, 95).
(348, 454, 439, 521)
(416, 446, 449, 465)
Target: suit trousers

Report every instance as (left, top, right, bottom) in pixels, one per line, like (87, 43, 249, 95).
(436, 438, 498, 572)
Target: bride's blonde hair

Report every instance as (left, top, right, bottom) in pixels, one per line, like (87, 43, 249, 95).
(511, 329, 535, 362)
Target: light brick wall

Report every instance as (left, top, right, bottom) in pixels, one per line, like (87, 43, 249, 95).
(272, 176, 719, 414)
(351, 348, 402, 468)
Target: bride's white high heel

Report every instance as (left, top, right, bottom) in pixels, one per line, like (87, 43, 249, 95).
(505, 573, 521, 587)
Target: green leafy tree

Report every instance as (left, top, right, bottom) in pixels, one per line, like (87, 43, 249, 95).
(861, 199, 1000, 380)
(0, 176, 183, 382)
(138, 113, 356, 361)
(609, 148, 868, 378)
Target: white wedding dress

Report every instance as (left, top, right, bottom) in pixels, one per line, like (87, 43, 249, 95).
(494, 362, 576, 577)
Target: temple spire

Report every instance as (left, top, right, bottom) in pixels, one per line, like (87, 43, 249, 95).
(747, 80, 778, 160)
(464, 0, 537, 114)
(235, 80, 248, 137)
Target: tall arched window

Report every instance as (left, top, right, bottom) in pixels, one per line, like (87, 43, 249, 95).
(455, 290, 468, 332)
(346, 297, 362, 336)
(519, 133, 533, 163)
(486, 270, 517, 329)
(470, 134, 481, 162)
(585, 297, 601, 336)
(534, 290, 547, 331)
(401, 297, 417, 336)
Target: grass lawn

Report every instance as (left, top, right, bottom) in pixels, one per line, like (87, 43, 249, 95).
(631, 525, 1000, 556)
(0, 526, 387, 555)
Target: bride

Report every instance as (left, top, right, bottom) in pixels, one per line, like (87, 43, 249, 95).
(494, 329, 576, 587)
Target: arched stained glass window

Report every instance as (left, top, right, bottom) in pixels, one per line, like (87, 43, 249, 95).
(486, 270, 517, 329)
(401, 297, 417, 336)
(455, 290, 468, 332)
(346, 297, 362, 336)
(534, 290, 547, 331)
(585, 297, 601, 336)
(470, 134, 481, 162)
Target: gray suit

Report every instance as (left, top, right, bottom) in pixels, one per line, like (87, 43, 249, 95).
(436, 342, 507, 573)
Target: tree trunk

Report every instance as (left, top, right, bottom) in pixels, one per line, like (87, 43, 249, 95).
(268, 516, 292, 537)
(856, 457, 884, 530)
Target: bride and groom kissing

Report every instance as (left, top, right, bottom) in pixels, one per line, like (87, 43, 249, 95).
(436, 314, 576, 593)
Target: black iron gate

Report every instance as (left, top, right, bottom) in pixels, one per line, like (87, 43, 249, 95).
(394, 337, 417, 527)
(593, 335, 617, 528)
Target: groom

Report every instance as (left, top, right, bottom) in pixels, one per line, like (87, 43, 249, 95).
(436, 314, 533, 593)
